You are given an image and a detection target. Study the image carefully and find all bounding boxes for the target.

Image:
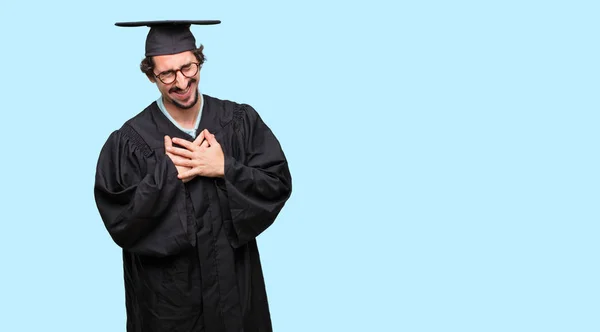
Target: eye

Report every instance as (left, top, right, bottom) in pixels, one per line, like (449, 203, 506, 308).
(159, 71, 175, 78)
(181, 64, 195, 74)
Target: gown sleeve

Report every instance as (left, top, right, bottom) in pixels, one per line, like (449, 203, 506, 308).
(94, 128, 193, 257)
(221, 104, 292, 248)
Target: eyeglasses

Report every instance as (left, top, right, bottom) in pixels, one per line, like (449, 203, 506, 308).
(153, 62, 200, 84)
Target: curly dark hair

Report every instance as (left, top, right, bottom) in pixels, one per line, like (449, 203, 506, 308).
(140, 45, 206, 80)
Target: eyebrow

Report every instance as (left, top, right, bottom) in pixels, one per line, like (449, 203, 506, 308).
(156, 62, 194, 75)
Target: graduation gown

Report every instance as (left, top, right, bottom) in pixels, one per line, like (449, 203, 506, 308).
(93, 95, 292, 332)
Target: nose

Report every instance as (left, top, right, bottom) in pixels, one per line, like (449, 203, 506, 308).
(174, 70, 188, 89)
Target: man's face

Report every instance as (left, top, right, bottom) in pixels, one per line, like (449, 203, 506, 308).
(150, 51, 200, 110)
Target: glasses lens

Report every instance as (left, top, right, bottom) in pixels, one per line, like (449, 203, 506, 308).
(182, 63, 198, 78)
(159, 72, 176, 84)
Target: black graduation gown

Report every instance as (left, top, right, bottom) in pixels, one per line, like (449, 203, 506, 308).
(93, 95, 292, 332)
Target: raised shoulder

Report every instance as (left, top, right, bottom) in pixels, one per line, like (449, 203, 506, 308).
(203, 94, 259, 130)
(118, 123, 154, 158)
(118, 102, 157, 156)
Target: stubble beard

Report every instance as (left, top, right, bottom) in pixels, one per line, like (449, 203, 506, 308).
(169, 79, 199, 110)
(172, 88, 199, 110)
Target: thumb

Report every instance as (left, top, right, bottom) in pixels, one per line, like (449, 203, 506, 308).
(164, 135, 172, 149)
(206, 133, 218, 145)
(193, 130, 206, 145)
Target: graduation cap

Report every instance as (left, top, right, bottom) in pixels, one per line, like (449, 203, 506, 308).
(115, 20, 221, 56)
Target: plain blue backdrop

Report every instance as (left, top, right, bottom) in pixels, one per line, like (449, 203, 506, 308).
(0, 1, 598, 331)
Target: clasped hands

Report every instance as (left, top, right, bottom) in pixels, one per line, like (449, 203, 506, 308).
(164, 129, 225, 183)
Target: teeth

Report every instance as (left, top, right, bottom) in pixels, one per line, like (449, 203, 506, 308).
(172, 83, 192, 95)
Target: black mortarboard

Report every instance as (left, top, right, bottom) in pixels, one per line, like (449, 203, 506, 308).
(115, 20, 221, 56)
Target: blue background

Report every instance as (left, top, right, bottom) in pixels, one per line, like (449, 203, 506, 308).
(0, 1, 598, 331)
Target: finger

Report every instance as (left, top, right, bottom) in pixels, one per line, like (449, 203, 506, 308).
(164, 135, 172, 151)
(200, 139, 210, 148)
(193, 130, 206, 146)
(206, 133, 219, 146)
(171, 156, 194, 167)
(181, 176, 195, 183)
(178, 168, 198, 179)
(166, 146, 194, 159)
(165, 144, 176, 159)
(172, 137, 195, 151)
(165, 153, 175, 163)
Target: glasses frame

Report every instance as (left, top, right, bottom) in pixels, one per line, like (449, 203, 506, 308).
(153, 62, 201, 84)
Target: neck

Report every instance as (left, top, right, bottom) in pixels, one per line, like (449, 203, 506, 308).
(163, 98, 201, 130)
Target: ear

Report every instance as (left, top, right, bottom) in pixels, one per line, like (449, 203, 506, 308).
(146, 73, 156, 83)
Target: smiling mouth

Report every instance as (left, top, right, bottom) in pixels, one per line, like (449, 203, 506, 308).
(170, 80, 195, 96)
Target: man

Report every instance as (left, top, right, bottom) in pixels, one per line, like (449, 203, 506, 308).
(93, 20, 292, 332)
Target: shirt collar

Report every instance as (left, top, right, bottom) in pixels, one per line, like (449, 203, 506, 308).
(156, 90, 203, 137)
